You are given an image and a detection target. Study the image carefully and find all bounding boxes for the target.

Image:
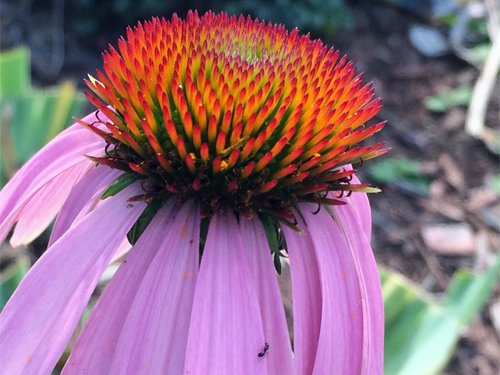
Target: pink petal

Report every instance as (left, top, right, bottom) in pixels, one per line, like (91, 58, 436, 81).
(0, 113, 105, 244)
(0, 113, 101, 217)
(239, 217, 294, 374)
(109, 237, 132, 263)
(334, 202, 384, 373)
(184, 213, 267, 374)
(300, 205, 383, 374)
(350, 173, 372, 240)
(63, 200, 180, 374)
(107, 200, 200, 374)
(9, 162, 92, 247)
(49, 165, 121, 246)
(329, 165, 372, 240)
(0, 184, 145, 375)
(299, 207, 362, 374)
(282, 222, 322, 374)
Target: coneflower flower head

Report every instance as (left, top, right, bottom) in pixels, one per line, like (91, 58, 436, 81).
(0, 11, 387, 375)
(83, 11, 386, 221)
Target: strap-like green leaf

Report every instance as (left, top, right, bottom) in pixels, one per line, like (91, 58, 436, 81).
(101, 173, 139, 199)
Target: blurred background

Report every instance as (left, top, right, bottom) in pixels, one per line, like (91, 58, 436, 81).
(0, 0, 499, 373)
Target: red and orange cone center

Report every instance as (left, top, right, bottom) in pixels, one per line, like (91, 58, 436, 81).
(82, 11, 387, 219)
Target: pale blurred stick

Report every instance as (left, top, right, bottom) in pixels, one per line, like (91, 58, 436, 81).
(465, 1, 500, 137)
(484, 0, 499, 37)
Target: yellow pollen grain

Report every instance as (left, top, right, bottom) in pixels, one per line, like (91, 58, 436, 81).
(220, 160, 229, 171)
(183, 271, 188, 279)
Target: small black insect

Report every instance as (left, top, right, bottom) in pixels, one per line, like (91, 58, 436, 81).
(257, 342, 269, 358)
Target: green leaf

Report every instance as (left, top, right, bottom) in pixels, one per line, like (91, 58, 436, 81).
(273, 251, 282, 275)
(0, 47, 30, 98)
(424, 85, 473, 113)
(101, 173, 139, 199)
(127, 199, 163, 245)
(0, 47, 86, 188)
(260, 214, 280, 254)
(46, 80, 85, 141)
(0, 255, 30, 309)
(382, 255, 500, 375)
(3, 87, 86, 165)
(260, 214, 283, 274)
(489, 174, 500, 195)
(443, 254, 500, 325)
(0, 107, 16, 184)
(200, 217, 210, 248)
(469, 43, 491, 62)
(369, 158, 423, 183)
(384, 298, 459, 375)
(368, 157, 429, 195)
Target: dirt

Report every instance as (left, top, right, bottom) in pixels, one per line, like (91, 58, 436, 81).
(1, 1, 499, 373)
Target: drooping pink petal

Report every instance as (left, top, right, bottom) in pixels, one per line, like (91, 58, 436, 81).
(184, 213, 267, 374)
(107, 200, 200, 374)
(63, 200, 180, 374)
(332, 165, 372, 239)
(299, 206, 362, 374)
(0, 113, 102, 218)
(0, 113, 105, 244)
(282, 221, 322, 375)
(239, 217, 294, 374)
(0, 184, 145, 375)
(299, 205, 382, 374)
(109, 237, 132, 264)
(334, 202, 384, 373)
(9, 162, 92, 247)
(49, 165, 121, 246)
(350, 173, 372, 239)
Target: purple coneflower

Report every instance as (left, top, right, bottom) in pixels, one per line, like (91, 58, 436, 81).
(0, 11, 387, 374)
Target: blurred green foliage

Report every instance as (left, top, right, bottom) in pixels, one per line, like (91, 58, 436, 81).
(0, 46, 86, 187)
(369, 157, 430, 196)
(491, 175, 500, 195)
(0, 48, 30, 98)
(220, 0, 351, 39)
(424, 86, 473, 113)
(0, 254, 29, 309)
(382, 254, 500, 375)
(72, 0, 351, 40)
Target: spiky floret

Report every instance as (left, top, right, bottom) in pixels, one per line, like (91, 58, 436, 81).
(82, 11, 387, 220)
